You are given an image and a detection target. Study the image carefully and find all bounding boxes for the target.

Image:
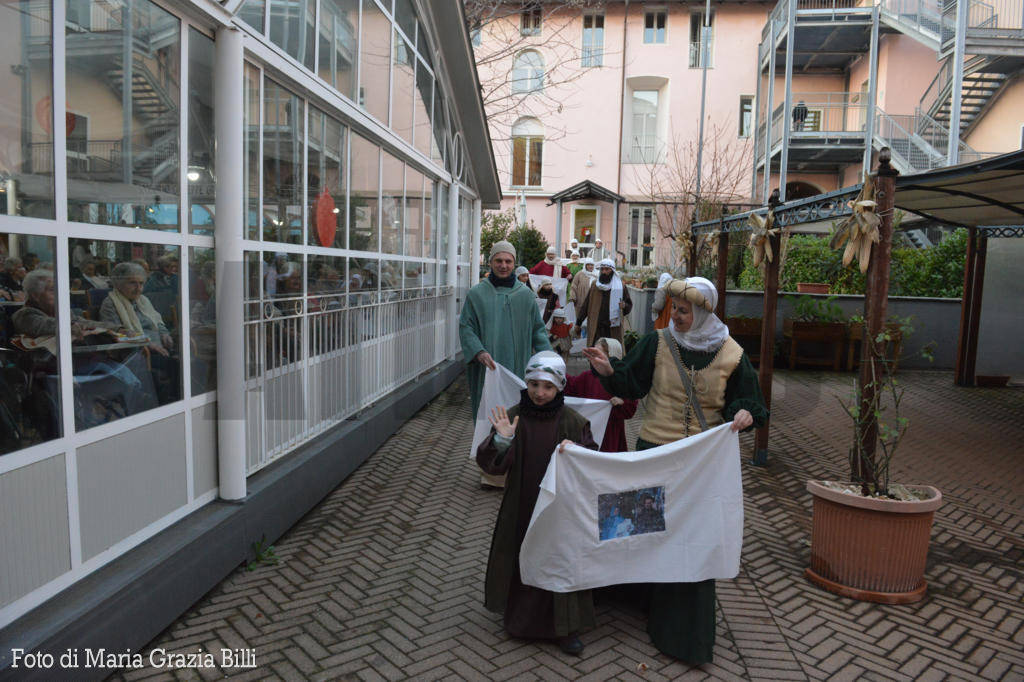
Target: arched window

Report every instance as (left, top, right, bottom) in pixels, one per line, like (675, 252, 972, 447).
(511, 50, 544, 94)
(511, 117, 543, 187)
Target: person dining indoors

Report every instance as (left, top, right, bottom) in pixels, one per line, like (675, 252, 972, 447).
(100, 262, 174, 357)
(75, 256, 110, 290)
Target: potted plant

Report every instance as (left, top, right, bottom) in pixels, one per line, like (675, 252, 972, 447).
(783, 295, 847, 370)
(805, 328, 941, 603)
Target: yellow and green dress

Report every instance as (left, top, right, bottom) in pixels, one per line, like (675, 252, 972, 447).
(599, 329, 767, 664)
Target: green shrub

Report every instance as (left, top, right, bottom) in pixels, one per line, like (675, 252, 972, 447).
(478, 209, 550, 273)
(508, 223, 550, 270)
(736, 229, 965, 298)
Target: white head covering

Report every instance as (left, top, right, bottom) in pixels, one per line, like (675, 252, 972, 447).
(553, 307, 566, 319)
(514, 266, 529, 278)
(667, 277, 730, 353)
(594, 258, 623, 325)
(598, 337, 624, 360)
(539, 276, 553, 288)
(544, 246, 558, 264)
(581, 257, 597, 276)
(657, 272, 673, 289)
(570, 250, 580, 259)
(525, 351, 566, 390)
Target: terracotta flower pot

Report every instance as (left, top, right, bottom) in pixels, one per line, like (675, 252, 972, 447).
(796, 282, 830, 294)
(805, 480, 942, 604)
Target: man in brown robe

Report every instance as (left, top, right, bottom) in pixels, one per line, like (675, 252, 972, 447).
(575, 259, 632, 347)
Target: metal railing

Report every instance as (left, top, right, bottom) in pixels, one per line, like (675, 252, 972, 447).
(244, 288, 452, 473)
(879, 0, 947, 36)
(629, 135, 663, 164)
(767, 92, 870, 149)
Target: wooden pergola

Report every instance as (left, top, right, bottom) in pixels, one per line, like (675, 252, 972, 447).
(692, 148, 1024, 465)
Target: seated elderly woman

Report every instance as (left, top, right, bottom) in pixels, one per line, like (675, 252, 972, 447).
(12, 269, 153, 429)
(13, 269, 115, 342)
(74, 256, 110, 291)
(100, 262, 174, 357)
(0, 257, 27, 301)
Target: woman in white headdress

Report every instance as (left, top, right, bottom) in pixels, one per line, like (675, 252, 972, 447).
(581, 276, 767, 666)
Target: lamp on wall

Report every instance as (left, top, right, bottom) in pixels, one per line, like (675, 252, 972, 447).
(585, 154, 594, 167)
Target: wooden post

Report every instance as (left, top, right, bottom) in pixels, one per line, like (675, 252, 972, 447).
(753, 198, 782, 466)
(955, 227, 980, 386)
(715, 213, 729, 319)
(965, 231, 987, 383)
(856, 148, 898, 487)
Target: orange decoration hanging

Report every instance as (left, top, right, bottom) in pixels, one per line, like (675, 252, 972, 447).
(315, 188, 337, 247)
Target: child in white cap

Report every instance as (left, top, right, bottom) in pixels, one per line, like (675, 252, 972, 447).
(476, 351, 597, 656)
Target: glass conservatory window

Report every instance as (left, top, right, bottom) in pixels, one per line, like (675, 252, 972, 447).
(262, 79, 304, 244)
(188, 29, 216, 236)
(1, 0, 54, 218)
(65, 0, 181, 231)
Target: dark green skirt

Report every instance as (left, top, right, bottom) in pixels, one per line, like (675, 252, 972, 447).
(636, 437, 716, 665)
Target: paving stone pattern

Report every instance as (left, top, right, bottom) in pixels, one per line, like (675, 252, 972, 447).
(111, 369, 1023, 681)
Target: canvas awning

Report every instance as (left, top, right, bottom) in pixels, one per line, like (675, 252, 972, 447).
(893, 150, 1024, 227)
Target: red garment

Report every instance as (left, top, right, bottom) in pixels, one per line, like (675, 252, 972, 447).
(529, 261, 571, 279)
(549, 320, 572, 339)
(564, 370, 638, 452)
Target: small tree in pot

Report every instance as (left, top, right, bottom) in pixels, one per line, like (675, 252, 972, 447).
(805, 156, 941, 604)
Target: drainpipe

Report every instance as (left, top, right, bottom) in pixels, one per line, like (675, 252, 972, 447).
(214, 26, 246, 501)
(616, 0, 629, 196)
(778, 0, 797, 203)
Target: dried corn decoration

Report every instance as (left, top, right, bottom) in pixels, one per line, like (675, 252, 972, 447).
(829, 173, 881, 274)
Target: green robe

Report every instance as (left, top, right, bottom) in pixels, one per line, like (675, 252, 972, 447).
(459, 279, 552, 418)
(598, 330, 768, 665)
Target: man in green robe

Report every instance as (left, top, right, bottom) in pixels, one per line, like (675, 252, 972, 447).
(459, 240, 551, 421)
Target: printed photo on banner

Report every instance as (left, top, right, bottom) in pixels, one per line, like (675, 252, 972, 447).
(597, 486, 666, 541)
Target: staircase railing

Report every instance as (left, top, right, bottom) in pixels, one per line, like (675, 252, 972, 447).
(875, 107, 948, 172)
(879, 0, 947, 37)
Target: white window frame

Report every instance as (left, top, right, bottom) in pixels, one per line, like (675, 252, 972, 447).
(582, 12, 604, 67)
(571, 204, 601, 244)
(689, 11, 715, 68)
(627, 206, 656, 267)
(643, 9, 667, 44)
(739, 95, 753, 138)
(630, 89, 660, 163)
(521, 5, 541, 36)
(511, 49, 545, 94)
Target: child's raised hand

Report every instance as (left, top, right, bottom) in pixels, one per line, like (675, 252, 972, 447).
(488, 406, 518, 438)
(558, 438, 574, 453)
(582, 345, 613, 376)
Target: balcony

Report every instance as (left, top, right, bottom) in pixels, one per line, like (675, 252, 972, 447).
(755, 92, 870, 170)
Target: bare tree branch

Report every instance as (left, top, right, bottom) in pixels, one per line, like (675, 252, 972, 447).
(628, 119, 754, 265)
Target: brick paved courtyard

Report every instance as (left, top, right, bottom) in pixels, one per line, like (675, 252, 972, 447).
(112, 369, 1023, 681)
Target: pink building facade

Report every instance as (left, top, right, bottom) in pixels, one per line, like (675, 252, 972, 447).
(475, 0, 1024, 270)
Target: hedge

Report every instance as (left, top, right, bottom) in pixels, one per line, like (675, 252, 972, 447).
(735, 229, 966, 298)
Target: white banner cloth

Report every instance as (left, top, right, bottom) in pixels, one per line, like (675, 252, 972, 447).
(470, 363, 611, 461)
(519, 423, 743, 592)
